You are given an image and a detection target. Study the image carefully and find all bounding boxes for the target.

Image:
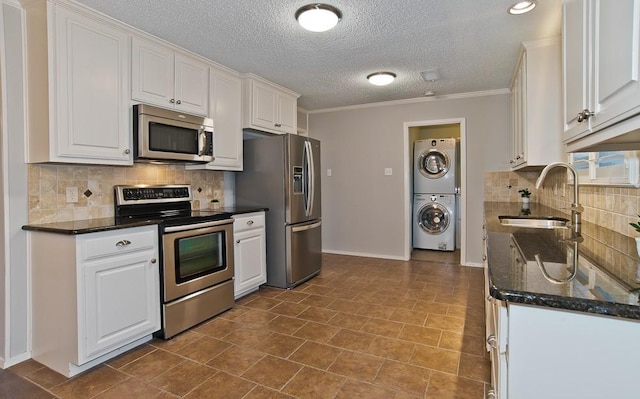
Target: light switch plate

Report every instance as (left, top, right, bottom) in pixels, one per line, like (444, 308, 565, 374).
(327, 168, 332, 176)
(384, 168, 392, 176)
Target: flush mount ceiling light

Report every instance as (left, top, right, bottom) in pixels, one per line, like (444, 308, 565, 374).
(508, 1, 537, 15)
(295, 4, 342, 32)
(367, 72, 396, 86)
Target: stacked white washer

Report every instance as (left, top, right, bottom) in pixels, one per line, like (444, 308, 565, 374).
(413, 138, 456, 251)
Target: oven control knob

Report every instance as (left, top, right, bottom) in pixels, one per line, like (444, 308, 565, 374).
(150, 258, 157, 264)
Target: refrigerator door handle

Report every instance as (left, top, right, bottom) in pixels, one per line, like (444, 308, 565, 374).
(307, 140, 315, 217)
(303, 141, 312, 217)
(292, 220, 322, 233)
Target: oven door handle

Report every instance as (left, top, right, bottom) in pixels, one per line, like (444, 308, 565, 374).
(163, 219, 233, 233)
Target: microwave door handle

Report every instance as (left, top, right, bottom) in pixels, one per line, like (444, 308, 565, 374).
(198, 127, 206, 156)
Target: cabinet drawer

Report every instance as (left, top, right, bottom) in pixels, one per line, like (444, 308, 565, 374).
(233, 212, 265, 233)
(80, 226, 158, 261)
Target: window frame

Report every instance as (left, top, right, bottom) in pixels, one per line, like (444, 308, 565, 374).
(568, 151, 640, 186)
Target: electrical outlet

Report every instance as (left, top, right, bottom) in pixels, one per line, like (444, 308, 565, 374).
(66, 187, 78, 203)
(384, 168, 393, 176)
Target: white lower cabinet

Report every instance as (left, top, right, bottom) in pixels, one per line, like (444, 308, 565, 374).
(30, 225, 160, 377)
(484, 279, 640, 398)
(232, 212, 266, 299)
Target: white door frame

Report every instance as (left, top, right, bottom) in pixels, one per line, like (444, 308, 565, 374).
(403, 118, 467, 265)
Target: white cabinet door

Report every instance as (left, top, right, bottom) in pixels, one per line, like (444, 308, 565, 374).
(24, 1, 130, 165)
(132, 37, 209, 116)
(252, 80, 279, 131)
(562, 0, 640, 145)
(234, 228, 267, 298)
(510, 58, 525, 168)
(562, 0, 591, 140)
(233, 212, 266, 299)
(278, 93, 298, 135)
(591, 0, 640, 130)
(82, 251, 159, 361)
(209, 68, 242, 170)
(174, 53, 209, 115)
(131, 37, 174, 108)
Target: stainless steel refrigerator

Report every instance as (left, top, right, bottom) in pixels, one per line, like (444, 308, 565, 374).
(236, 133, 321, 288)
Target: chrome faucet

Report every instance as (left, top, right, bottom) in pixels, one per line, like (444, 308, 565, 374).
(535, 162, 584, 227)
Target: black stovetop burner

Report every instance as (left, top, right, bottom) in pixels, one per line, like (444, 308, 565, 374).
(114, 184, 231, 227)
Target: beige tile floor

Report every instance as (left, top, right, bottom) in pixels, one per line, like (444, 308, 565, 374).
(2, 251, 489, 399)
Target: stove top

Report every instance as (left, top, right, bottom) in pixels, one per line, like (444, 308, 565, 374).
(114, 184, 231, 227)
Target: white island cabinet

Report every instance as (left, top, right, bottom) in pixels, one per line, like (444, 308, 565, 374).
(563, 0, 640, 150)
(23, 0, 132, 165)
(30, 225, 160, 377)
(232, 212, 266, 299)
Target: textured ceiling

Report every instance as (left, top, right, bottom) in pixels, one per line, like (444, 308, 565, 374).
(73, 0, 562, 110)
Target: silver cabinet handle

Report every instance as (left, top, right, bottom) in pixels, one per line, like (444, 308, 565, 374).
(115, 240, 131, 247)
(482, 254, 487, 261)
(274, 123, 282, 127)
(169, 98, 175, 104)
(236, 239, 240, 244)
(246, 220, 254, 226)
(124, 149, 130, 155)
(577, 108, 594, 123)
(486, 334, 497, 349)
(176, 100, 182, 104)
(150, 258, 157, 264)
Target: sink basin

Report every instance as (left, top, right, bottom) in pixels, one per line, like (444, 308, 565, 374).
(498, 215, 569, 229)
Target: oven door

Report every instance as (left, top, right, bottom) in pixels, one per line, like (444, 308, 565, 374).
(162, 220, 234, 302)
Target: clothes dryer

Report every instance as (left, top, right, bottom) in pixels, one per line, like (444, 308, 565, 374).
(413, 138, 456, 194)
(413, 194, 455, 251)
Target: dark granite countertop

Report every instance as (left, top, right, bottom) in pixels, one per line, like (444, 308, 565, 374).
(22, 206, 268, 235)
(485, 202, 640, 320)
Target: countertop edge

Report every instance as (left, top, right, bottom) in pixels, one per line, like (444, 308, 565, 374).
(22, 207, 269, 235)
(22, 220, 160, 235)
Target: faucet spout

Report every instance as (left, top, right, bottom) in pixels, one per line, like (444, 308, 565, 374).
(535, 162, 583, 226)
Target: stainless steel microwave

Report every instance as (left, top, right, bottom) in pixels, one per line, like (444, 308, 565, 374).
(133, 104, 214, 163)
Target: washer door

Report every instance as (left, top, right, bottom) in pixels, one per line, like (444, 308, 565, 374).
(417, 149, 450, 179)
(418, 203, 450, 234)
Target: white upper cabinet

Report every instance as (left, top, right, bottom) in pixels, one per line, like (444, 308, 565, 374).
(132, 36, 209, 116)
(510, 38, 564, 170)
(23, 0, 132, 165)
(563, 0, 640, 147)
(242, 74, 300, 135)
(187, 66, 244, 171)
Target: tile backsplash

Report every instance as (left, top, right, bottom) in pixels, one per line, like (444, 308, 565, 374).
(485, 170, 640, 238)
(28, 163, 224, 224)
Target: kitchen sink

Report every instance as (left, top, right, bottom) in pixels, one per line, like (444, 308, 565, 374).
(498, 215, 569, 229)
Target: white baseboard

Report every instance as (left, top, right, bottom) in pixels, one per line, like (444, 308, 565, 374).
(464, 262, 484, 268)
(322, 249, 406, 261)
(0, 351, 31, 369)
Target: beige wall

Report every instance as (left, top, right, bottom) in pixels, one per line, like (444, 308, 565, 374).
(28, 164, 225, 224)
(309, 94, 511, 264)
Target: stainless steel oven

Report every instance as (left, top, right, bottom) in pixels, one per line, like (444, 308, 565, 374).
(115, 184, 235, 339)
(161, 220, 234, 338)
